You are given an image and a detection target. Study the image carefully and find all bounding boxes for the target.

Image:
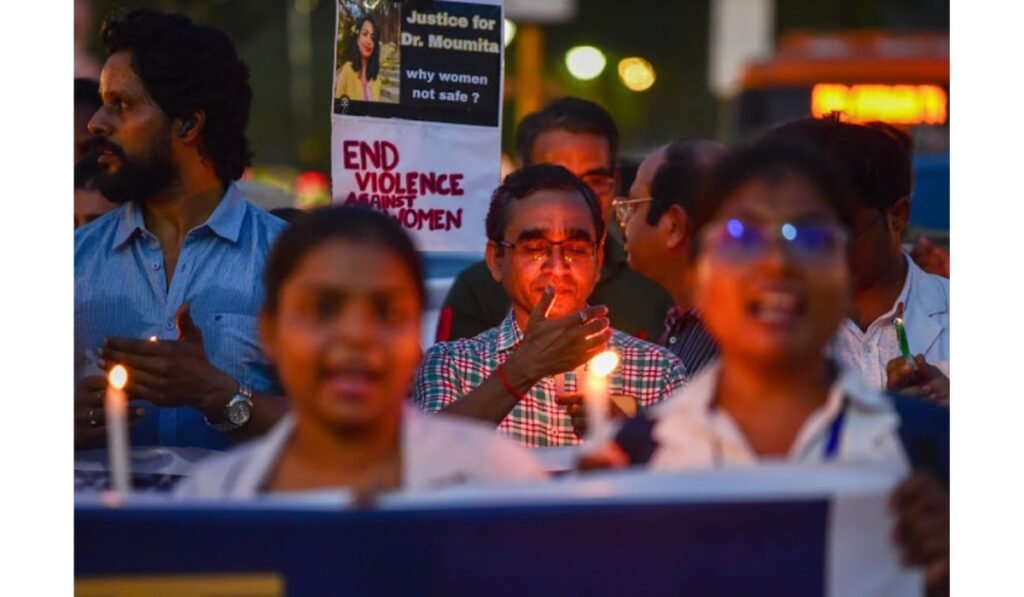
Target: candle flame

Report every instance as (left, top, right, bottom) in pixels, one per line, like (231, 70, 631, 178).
(109, 365, 128, 390)
(588, 350, 620, 378)
(148, 336, 158, 342)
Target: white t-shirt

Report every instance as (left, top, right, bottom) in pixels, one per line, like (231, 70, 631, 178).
(642, 363, 911, 475)
(175, 407, 547, 499)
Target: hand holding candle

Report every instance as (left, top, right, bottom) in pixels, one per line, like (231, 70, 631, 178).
(583, 350, 620, 443)
(98, 304, 237, 413)
(885, 354, 950, 403)
(106, 365, 132, 494)
(892, 302, 916, 371)
(557, 360, 638, 438)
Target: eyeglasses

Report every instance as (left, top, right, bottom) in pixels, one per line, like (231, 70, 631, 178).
(700, 219, 849, 263)
(611, 197, 653, 228)
(495, 239, 600, 264)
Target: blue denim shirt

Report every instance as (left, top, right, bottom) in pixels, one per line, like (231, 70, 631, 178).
(74, 183, 287, 450)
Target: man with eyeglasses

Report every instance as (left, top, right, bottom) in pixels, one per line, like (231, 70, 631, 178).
(763, 115, 950, 402)
(615, 139, 725, 377)
(412, 165, 686, 447)
(435, 97, 673, 343)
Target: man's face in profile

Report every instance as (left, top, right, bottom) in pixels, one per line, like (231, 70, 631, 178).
(88, 51, 177, 204)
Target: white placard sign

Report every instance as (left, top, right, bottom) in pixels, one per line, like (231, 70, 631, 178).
(330, 0, 503, 252)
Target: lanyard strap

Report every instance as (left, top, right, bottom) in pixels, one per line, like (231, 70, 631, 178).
(709, 397, 849, 465)
(822, 399, 848, 461)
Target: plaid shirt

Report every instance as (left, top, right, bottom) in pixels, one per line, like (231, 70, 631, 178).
(412, 311, 687, 447)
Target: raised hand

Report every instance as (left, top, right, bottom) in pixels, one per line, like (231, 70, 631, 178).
(97, 303, 237, 415)
(505, 286, 612, 386)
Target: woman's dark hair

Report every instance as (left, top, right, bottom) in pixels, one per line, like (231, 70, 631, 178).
(689, 141, 856, 261)
(485, 164, 605, 244)
(101, 9, 252, 186)
(263, 206, 424, 313)
(646, 139, 726, 226)
(346, 15, 381, 81)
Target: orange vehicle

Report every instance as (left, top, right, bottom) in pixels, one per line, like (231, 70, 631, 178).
(733, 31, 950, 230)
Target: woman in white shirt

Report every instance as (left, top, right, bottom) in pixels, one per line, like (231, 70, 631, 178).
(585, 141, 949, 595)
(177, 207, 544, 499)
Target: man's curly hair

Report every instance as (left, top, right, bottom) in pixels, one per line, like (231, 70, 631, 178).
(101, 8, 253, 185)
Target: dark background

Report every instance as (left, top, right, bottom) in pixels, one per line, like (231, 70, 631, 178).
(78, 0, 949, 173)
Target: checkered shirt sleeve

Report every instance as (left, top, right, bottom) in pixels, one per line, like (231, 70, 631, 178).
(411, 314, 688, 447)
(412, 340, 482, 412)
(609, 331, 688, 407)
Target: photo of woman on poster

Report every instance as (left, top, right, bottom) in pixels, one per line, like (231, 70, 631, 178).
(335, 15, 382, 102)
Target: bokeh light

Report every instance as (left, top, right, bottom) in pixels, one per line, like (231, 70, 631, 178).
(618, 57, 656, 91)
(504, 19, 516, 47)
(566, 46, 607, 81)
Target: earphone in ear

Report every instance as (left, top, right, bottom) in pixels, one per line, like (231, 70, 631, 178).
(178, 120, 194, 137)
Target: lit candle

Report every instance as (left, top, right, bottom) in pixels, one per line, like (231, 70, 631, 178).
(106, 365, 131, 494)
(148, 336, 157, 342)
(583, 350, 620, 442)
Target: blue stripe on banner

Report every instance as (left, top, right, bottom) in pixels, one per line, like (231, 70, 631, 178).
(76, 500, 828, 596)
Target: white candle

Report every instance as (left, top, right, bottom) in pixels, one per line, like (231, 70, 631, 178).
(106, 365, 131, 494)
(583, 351, 619, 443)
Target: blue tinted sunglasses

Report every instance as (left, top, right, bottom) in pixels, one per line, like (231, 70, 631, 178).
(700, 219, 849, 262)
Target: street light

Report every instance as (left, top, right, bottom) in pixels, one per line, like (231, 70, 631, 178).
(618, 57, 656, 91)
(565, 46, 606, 81)
(504, 19, 516, 47)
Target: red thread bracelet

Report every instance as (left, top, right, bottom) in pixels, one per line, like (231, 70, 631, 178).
(496, 362, 526, 400)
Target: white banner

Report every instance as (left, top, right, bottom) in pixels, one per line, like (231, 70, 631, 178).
(330, 116, 498, 251)
(330, 0, 503, 252)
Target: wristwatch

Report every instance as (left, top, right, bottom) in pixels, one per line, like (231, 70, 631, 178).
(207, 384, 253, 433)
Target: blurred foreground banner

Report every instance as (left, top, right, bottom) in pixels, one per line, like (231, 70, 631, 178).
(330, 0, 503, 252)
(75, 464, 921, 596)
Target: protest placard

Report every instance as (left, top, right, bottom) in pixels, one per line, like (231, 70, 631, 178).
(331, 0, 503, 252)
(76, 464, 922, 596)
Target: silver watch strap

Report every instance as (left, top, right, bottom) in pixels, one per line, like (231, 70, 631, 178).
(206, 384, 253, 433)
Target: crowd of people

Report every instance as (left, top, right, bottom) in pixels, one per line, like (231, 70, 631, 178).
(73, 9, 949, 593)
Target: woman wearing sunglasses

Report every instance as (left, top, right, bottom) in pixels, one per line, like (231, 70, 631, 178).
(585, 141, 949, 595)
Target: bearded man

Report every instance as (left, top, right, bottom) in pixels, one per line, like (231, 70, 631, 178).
(74, 9, 287, 489)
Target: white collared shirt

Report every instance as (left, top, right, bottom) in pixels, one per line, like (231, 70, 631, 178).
(175, 407, 547, 499)
(832, 255, 950, 389)
(645, 363, 911, 475)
